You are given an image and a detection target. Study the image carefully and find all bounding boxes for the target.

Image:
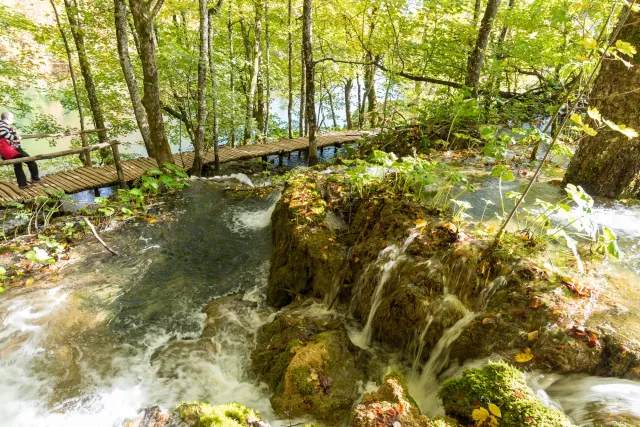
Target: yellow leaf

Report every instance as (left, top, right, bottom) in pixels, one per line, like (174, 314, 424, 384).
(582, 124, 598, 137)
(25, 278, 34, 286)
(415, 219, 427, 229)
(528, 330, 539, 342)
(570, 114, 583, 126)
(487, 225, 496, 233)
(515, 347, 534, 363)
(587, 107, 601, 123)
(488, 403, 502, 418)
(472, 407, 490, 422)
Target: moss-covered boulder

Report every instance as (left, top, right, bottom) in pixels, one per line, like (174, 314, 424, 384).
(268, 173, 345, 307)
(351, 372, 456, 427)
(169, 402, 267, 427)
(251, 300, 370, 425)
(439, 362, 574, 427)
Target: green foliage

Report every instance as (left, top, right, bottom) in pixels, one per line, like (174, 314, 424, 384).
(92, 164, 188, 219)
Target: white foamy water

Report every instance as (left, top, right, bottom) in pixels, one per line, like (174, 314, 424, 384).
(0, 282, 282, 427)
(210, 173, 255, 187)
(226, 191, 281, 234)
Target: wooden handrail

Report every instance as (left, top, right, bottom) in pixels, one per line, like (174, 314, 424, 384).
(21, 128, 109, 140)
(0, 140, 119, 166)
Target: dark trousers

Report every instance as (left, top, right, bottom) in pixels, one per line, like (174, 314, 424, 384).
(12, 147, 39, 187)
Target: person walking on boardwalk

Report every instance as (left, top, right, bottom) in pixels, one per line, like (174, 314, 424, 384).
(0, 112, 41, 189)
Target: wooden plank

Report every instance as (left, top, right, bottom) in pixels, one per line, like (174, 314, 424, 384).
(0, 141, 119, 166)
(22, 128, 108, 140)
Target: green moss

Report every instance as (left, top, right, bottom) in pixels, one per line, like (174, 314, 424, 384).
(174, 402, 262, 427)
(438, 362, 574, 426)
(289, 365, 315, 395)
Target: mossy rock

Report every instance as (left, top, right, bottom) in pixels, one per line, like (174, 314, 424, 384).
(438, 362, 574, 427)
(351, 372, 456, 427)
(267, 174, 344, 307)
(170, 402, 266, 427)
(252, 302, 368, 425)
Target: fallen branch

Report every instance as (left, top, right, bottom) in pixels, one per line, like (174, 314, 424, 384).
(82, 216, 118, 256)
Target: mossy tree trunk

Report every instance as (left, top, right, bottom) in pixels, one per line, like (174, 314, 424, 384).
(564, 8, 640, 199)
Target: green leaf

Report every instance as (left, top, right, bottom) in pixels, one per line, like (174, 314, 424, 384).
(0, 286, 5, 294)
(616, 40, 637, 58)
(604, 119, 639, 139)
(582, 124, 598, 136)
(570, 114, 583, 125)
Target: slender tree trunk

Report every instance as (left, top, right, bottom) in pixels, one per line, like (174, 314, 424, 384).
(465, 0, 501, 98)
(63, 0, 107, 147)
(356, 75, 362, 128)
(129, 0, 174, 167)
(299, 41, 306, 137)
(564, 7, 640, 198)
(287, 0, 293, 138)
(302, 0, 317, 165)
(208, 7, 220, 174)
(114, 0, 155, 159)
(191, 0, 208, 176)
(472, 0, 482, 27)
(263, 0, 270, 137)
(328, 89, 337, 129)
(50, 0, 91, 167)
(365, 54, 377, 127)
(242, 3, 262, 145)
(228, 1, 236, 147)
(344, 78, 353, 130)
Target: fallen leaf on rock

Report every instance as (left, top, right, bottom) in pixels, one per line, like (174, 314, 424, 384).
(488, 403, 501, 418)
(415, 219, 427, 229)
(472, 407, 490, 422)
(588, 333, 599, 347)
(514, 389, 525, 399)
(515, 347, 534, 363)
(528, 331, 539, 342)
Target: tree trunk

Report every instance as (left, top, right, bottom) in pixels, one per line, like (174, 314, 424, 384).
(328, 89, 337, 129)
(564, 8, 640, 199)
(365, 58, 377, 127)
(465, 0, 501, 98)
(191, 0, 208, 176)
(472, 0, 482, 27)
(263, 0, 271, 137)
(208, 4, 223, 174)
(129, 0, 174, 167)
(344, 78, 353, 130)
(114, 0, 155, 159)
(63, 0, 107, 147)
(287, 0, 293, 138)
(228, 0, 236, 147)
(242, 3, 262, 145)
(356, 75, 362, 128)
(302, 0, 317, 166)
(299, 40, 306, 137)
(50, 0, 91, 167)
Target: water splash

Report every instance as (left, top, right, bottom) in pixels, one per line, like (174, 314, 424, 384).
(350, 232, 419, 349)
(210, 173, 255, 187)
(226, 191, 281, 234)
(411, 315, 434, 375)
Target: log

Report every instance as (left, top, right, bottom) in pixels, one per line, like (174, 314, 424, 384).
(0, 140, 119, 166)
(21, 128, 109, 140)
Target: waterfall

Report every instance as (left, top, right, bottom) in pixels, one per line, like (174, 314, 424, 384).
(416, 310, 477, 388)
(210, 173, 255, 187)
(411, 315, 434, 375)
(350, 232, 418, 349)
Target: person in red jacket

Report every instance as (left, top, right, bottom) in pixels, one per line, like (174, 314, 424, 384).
(0, 112, 41, 189)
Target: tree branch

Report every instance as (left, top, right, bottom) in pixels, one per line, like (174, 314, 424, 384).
(151, 0, 165, 19)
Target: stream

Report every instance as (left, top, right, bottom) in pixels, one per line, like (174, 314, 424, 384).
(0, 181, 280, 426)
(1, 169, 640, 426)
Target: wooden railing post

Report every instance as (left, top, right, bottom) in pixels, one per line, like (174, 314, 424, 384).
(110, 142, 127, 189)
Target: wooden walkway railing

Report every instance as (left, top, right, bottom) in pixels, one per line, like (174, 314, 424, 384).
(0, 131, 364, 203)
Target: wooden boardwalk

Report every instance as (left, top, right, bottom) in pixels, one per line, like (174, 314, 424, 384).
(0, 131, 364, 203)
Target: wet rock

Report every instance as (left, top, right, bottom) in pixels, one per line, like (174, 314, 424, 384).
(251, 300, 369, 425)
(439, 362, 575, 427)
(168, 402, 268, 427)
(124, 406, 169, 427)
(351, 372, 456, 427)
(267, 174, 345, 307)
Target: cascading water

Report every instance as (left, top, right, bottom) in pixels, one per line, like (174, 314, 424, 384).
(349, 232, 418, 348)
(0, 182, 285, 427)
